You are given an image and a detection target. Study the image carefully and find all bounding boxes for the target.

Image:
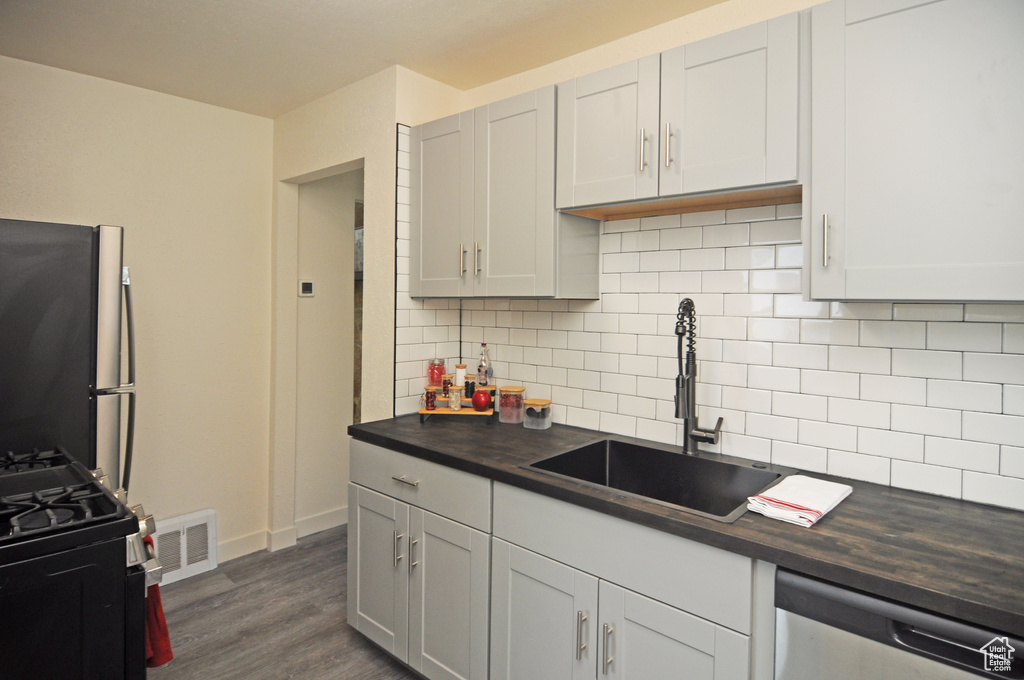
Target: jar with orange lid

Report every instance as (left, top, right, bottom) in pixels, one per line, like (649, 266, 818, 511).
(498, 386, 526, 424)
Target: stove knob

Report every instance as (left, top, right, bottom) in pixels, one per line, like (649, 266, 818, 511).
(90, 467, 105, 479)
(114, 488, 128, 504)
(139, 514, 156, 538)
(97, 474, 112, 490)
(130, 503, 145, 518)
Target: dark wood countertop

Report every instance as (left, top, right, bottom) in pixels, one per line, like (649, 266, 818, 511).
(349, 414, 1024, 637)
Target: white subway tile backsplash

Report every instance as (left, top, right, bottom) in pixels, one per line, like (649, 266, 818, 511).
(829, 302, 892, 321)
(703, 223, 749, 248)
(747, 412, 799, 442)
(1006, 385, 1024, 416)
(858, 427, 923, 462)
(396, 192, 1024, 511)
(773, 391, 828, 421)
(772, 441, 827, 472)
(860, 321, 926, 349)
(799, 419, 857, 450)
(749, 365, 801, 393)
(750, 218, 801, 245)
(962, 472, 1024, 511)
(891, 461, 962, 498)
(829, 346, 891, 375)
(964, 352, 1024, 384)
(859, 374, 927, 406)
(964, 304, 1024, 323)
(749, 269, 800, 294)
(748, 317, 800, 343)
(703, 270, 749, 293)
(1002, 446, 1024, 479)
(798, 372, 856, 399)
(774, 343, 828, 370)
(891, 404, 961, 438)
(726, 205, 776, 223)
(962, 411, 1024, 447)
(924, 436, 999, 473)
(1005, 324, 1024, 354)
(774, 295, 830, 319)
(891, 349, 962, 380)
(927, 322, 1002, 352)
(800, 319, 858, 346)
(926, 379, 1002, 413)
(725, 246, 775, 270)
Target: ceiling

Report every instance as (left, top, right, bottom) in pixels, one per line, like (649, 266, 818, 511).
(0, 0, 729, 118)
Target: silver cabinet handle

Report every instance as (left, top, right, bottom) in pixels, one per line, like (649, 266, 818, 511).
(664, 122, 673, 168)
(409, 537, 419, 574)
(822, 213, 830, 268)
(391, 475, 419, 488)
(602, 623, 614, 675)
(576, 611, 588, 660)
(459, 243, 467, 276)
(393, 531, 403, 568)
(638, 127, 648, 172)
(475, 241, 482, 275)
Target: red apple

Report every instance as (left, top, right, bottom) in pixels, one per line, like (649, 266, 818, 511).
(472, 390, 491, 412)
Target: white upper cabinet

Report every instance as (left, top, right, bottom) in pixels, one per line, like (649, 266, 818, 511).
(556, 14, 800, 209)
(409, 111, 474, 298)
(809, 0, 1024, 301)
(556, 57, 661, 208)
(411, 86, 600, 299)
(659, 14, 799, 196)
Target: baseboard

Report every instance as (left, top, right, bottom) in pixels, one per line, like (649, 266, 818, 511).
(296, 506, 348, 539)
(219, 530, 268, 563)
(267, 525, 298, 552)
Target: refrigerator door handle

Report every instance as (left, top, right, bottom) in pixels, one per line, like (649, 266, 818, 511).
(92, 267, 136, 491)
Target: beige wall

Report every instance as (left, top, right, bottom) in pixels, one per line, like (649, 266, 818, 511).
(295, 169, 362, 537)
(0, 55, 274, 561)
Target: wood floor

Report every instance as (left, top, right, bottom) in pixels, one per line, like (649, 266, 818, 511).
(149, 525, 421, 680)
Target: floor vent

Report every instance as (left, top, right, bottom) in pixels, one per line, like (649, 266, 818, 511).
(153, 509, 218, 585)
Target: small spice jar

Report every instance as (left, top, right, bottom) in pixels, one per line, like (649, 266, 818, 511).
(523, 399, 552, 430)
(498, 386, 526, 424)
(441, 374, 453, 397)
(427, 358, 445, 386)
(454, 364, 467, 387)
(423, 387, 439, 411)
(448, 386, 463, 411)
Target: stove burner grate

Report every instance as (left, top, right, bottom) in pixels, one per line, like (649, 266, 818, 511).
(0, 448, 72, 474)
(0, 484, 113, 539)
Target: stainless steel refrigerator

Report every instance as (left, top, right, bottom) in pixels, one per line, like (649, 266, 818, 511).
(0, 218, 136, 490)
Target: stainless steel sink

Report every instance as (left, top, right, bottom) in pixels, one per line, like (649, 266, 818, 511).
(524, 439, 789, 523)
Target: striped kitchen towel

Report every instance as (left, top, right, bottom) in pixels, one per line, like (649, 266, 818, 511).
(747, 475, 852, 527)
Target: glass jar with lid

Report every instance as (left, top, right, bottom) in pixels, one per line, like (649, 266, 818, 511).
(427, 358, 445, 386)
(523, 399, 552, 429)
(498, 386, 526, 424)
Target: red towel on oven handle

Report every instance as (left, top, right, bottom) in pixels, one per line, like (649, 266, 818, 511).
(142, 536, 174, 668)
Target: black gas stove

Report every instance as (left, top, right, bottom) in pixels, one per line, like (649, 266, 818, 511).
(0, 447, 146, 680)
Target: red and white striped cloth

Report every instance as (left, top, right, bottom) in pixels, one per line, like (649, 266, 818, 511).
(747, 475, 852, 527)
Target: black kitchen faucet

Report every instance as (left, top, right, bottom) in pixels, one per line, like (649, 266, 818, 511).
(675, 298, 724, 454)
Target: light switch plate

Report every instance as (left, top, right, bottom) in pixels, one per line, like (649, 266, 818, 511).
(299, 280, 314, 297)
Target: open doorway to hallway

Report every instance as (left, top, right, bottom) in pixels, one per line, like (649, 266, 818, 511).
(294, 168, 364, 538)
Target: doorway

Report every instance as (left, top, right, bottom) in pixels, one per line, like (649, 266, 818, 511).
(294, 168, 364, 538)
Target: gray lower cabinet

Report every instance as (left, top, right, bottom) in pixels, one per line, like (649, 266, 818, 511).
(410, 86, 600, 299)
(556, 13, 800, 209)
(808, 0, 1024, 301)
(490, 538, 749, 680)
(348, 441, 491, 680)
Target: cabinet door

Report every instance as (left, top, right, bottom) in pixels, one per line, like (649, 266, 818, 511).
(660, 14, 799, 196)
(598, 581, 749, 680)
(408, 508, 490, 680)
(410, 111, 474, 297)
(490, 539, 599, 680)
(474, 86, 556, 296)
(347, 484, 410, 661)
(810, 0, 1024, 301)
(556, 56, 661, 208)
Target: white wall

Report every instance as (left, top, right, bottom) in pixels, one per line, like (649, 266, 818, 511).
(295, 169, 362, 537)
(0, 55, 275, 560)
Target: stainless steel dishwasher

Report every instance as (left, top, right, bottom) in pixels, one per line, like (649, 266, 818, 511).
(774, 568, 1023, 679)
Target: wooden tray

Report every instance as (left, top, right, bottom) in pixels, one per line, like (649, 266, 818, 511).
(419, 407, 495, 424)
